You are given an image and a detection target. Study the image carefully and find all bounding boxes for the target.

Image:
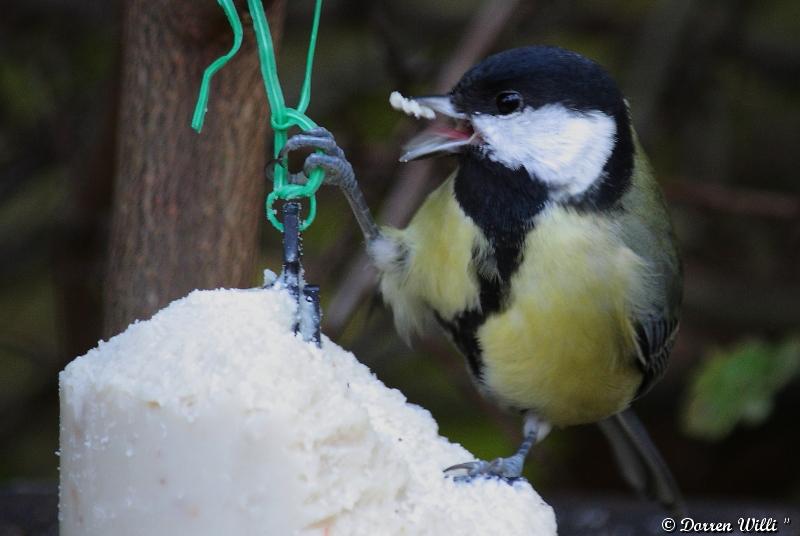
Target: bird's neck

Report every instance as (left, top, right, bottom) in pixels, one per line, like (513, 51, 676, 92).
(454, 152, 548, 242)
(454, 152, 548, 281)
(452, 109, 633, 278)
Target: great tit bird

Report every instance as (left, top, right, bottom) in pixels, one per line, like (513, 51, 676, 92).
(283, 45, 684, 513)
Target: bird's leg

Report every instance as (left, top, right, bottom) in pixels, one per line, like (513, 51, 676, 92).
(445, 413, 551, 482)
(279, 127, 382, 243)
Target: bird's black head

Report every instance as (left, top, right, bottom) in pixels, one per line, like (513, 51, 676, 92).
(451, 46, 625, 118)
(393, 46, 634, 206)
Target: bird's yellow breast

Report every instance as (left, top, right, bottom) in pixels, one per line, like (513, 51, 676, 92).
(378, 177, 486, 337)
(379, 178, 650, 427)
(478, 206, 646, 425)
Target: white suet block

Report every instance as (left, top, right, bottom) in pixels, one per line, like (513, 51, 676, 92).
(59, 287, 557, 535)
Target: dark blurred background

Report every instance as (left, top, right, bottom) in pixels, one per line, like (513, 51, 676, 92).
(1, 0, 799, 511)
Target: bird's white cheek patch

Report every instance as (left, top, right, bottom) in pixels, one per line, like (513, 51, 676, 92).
(471, 104, 617, 199)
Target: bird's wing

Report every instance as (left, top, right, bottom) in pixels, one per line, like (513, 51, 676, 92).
(632, 315, 679, 398)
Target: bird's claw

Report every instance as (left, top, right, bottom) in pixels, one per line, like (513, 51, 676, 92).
(444, 456, 526, 483)
(279, 127, 355, 190)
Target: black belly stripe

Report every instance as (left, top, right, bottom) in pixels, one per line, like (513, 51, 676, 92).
(435, 310, 485, 378)
(434, 268, 504, 379)
(438, 153, 549, 381)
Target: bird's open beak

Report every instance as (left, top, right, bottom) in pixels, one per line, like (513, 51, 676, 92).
(389, 92, 477, 162)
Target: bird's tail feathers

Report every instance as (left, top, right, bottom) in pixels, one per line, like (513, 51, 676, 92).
(598, 408, 687, 517)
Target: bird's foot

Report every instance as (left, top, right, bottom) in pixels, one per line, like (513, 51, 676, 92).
(444, 455, 526, 483)
(279, 127, 381, 242)
(279, 127, 356, 191)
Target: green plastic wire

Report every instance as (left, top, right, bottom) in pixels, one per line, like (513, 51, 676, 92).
(192, 0, 325, 232)
(190, 1, 242, 133)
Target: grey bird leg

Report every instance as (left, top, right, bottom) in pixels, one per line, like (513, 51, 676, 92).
(280, 128, 382, 243)
(445, 413, 550, 481)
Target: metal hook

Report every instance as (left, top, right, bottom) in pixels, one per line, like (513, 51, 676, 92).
(281, 201, 302, 305)
(274, 201, 322, 348)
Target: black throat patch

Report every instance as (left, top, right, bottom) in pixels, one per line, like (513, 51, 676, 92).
(435, 153, 548, 380)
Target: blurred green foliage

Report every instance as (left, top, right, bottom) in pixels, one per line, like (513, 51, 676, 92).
(683, 337, 800, 441)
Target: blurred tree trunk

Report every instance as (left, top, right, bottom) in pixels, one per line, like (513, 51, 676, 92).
(104, 0, 285, 337)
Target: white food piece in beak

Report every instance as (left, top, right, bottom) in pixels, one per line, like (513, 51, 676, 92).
(389, 91, 436, 120)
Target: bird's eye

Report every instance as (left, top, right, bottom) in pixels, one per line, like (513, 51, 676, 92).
(496, 91, 523, 115)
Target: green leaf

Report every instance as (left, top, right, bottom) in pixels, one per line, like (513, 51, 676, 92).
(682, 337, 800, 441)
